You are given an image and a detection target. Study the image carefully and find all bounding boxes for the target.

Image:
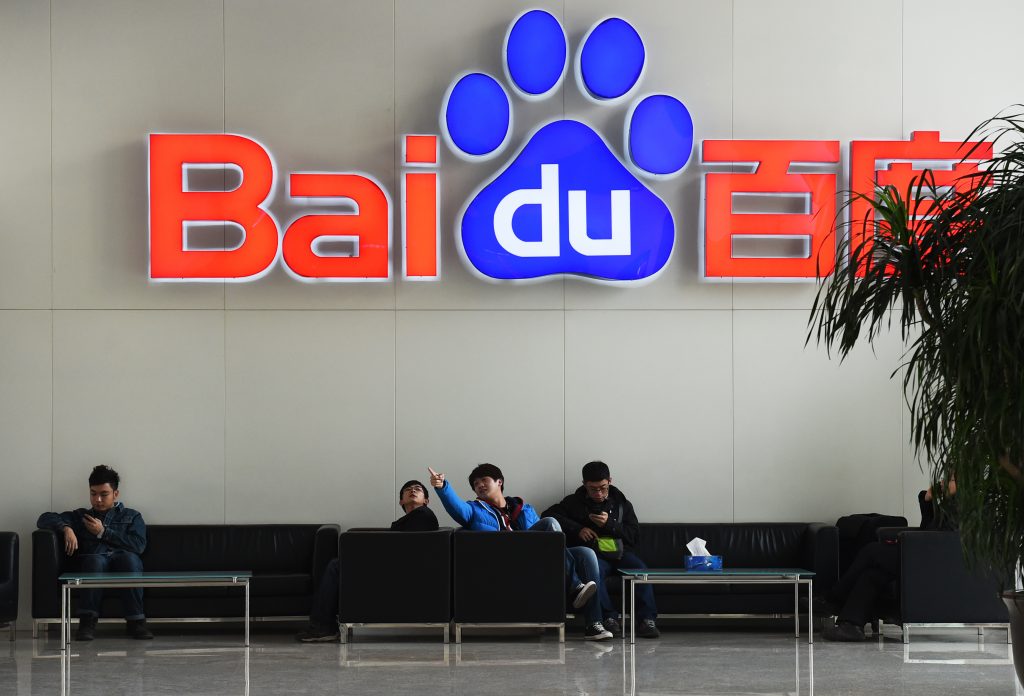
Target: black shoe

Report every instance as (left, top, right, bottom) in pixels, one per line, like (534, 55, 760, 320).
(822, 621, 865, 642)
(126, 619, 154, 640)
(75, 617, 97, 642)
(602, 616, 621, 637)
(584, 622, 612, 641)
(296, 624, 340, 643)
(571, 581, 597, 609)
(636, 619, 660, 639)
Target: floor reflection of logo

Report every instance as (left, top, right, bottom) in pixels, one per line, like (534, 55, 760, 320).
(442, 11, 694, 283)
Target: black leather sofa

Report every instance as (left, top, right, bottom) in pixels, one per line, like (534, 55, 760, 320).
(602, 522, 839, 617)
(33, 524, 338, 633)
(0, 532, 18, 640)
(338, 528, 452, 641)
(876, 529, 1010, 642)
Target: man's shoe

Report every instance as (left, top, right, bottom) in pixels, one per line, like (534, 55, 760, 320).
(636, 619, 660, 639)
(584, 622, 613, 641)
(571, 581, 597, 609)
(75, 617, 97, 642)
(126, 619, 154, 640)
(822, 621, 865, 642)
(296, 624, 340, 643)
(602, 616, 621, 637)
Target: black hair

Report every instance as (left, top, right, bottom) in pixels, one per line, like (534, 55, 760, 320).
(399, 479, 429, 500)
(468, 463, 504, 492)
(582, 460, 611, 483)
(89, 465, 120, 490)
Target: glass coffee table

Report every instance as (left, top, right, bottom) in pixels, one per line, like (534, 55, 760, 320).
(59, 571, 253, 650)
(618, 568, 815, 643)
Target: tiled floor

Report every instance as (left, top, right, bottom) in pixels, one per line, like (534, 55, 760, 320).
(1, 625, 1019, 695)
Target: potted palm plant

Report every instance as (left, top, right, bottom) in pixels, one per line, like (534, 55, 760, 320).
(808, 108, 1024, 678)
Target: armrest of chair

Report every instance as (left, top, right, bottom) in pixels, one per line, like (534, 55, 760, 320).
(32, 529, 65, 619)
(311, 524, 340, 594)
(800, 523, 838, 593)
(0, 532, 18, 623)
(898, 530, 1008, 624)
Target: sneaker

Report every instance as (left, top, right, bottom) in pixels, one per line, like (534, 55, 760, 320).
(126, 619, 154, 640)
(296, 624, 341, 643)
(75, 617, 97, 642)
(584, 622, 613, 641)
(636, 619, 660, 639)
(571, 581, 597, 609)
(822, 620, 865, 642)
(602, 616, 621, 637)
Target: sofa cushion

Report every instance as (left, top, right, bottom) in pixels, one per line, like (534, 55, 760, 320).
(142, 525, 320, 573)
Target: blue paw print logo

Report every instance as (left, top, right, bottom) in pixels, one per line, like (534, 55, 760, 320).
(441, 10, 693, 283)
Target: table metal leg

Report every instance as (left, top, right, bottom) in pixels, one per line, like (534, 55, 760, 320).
(807, 580, 813, 644)
(244, 580, 250, 647)
(794, 579, 799, 638)
(60, 584, 67, 651)
(630, 578, 636, 644)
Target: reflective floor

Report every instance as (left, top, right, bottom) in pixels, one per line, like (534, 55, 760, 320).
(1, 624, 1019, 696)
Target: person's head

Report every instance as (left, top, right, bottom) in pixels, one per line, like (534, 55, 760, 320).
(88, 465, 121, 512)
(399, 480, 429, 513)
(468, 463, 504, 500)
(582, 461, 612, 503)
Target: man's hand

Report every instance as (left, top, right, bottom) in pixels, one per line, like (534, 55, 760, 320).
(63, 527, 78, 555)
(82, 514, 104, 537)
(579, 527, 598, 543)
(427, 467, 445, 489)
(588, 512, 609, 528)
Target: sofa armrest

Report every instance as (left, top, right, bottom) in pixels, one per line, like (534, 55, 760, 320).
(0, 532, 18, 623)
(876, 526, 910, 543)
(898, 530, 1008, 624)
(311, 524, 340, 594)
(32, 529, 66, 619)
(800, 523, 838, 593)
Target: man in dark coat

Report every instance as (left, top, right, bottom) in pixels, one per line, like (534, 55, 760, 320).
(543, 461, 659, 638)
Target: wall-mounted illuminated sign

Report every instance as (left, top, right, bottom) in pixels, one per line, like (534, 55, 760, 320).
(147, 10, 991, 284)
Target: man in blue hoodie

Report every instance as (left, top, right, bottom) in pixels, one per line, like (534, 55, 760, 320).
(37, 465, 152, 641)
(429, 464, 611, 640)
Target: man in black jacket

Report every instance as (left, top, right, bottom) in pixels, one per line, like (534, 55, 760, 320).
(297, 480, 439, 642)
(543, 461, 659, 638)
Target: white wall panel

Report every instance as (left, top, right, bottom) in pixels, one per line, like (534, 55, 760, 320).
(52, 310, 226, 523)
(50, 0, 225, 310)
(0, 311, 52, 627)
(223, 0, 398, 311)
(394, 0, 566, 311)
(225, 310, 396, 527)
(565, 310, 734, 522)
(396, 311, 564, 525)
(734, 310, 905, 522)
(0, 1, 51, 309)
(563, 0, 735, 311)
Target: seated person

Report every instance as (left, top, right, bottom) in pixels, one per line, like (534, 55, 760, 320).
(429, 464, 610, 641)
(37, 465, 152, 641)
(297, 480, 439, 642)
(543, 460, 659, 638)
(823, 478, 957, 641)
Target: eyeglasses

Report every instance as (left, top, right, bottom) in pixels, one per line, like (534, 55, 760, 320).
(402, 485, 425, 495)
(585, 484, 610, 494)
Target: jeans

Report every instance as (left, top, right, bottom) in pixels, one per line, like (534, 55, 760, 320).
(309, 558, 340, 630)
(596, 551, 657, 621)
(530, 517, 602, 623)
(75, 551, 145, 620)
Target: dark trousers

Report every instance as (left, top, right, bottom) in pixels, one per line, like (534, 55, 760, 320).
(75, 551, 145, 620)
(310, 558, 340, 629)
(829, 541, 899, 626)
(596, 551, 657, 621)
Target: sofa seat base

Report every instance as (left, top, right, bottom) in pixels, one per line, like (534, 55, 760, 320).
(878, 618, 1011, 644)
(340, 622, 450, 644)
(453, 622, 565, 644)
(32, 614, 305, 638)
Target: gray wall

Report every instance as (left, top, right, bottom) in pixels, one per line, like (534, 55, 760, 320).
(2, 0, 1021, 628)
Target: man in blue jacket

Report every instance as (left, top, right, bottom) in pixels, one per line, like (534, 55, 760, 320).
(428, 464, 611, 640)
(37, 465, 152, 641)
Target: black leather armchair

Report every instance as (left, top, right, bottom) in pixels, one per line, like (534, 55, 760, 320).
(453, 530, 565, 642)
(0, 532, 18, 640)
(877, 530, 1009, 642)
(338, 528, 452, 641)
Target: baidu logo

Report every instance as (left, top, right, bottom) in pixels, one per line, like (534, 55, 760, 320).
(442, 10, 694, 283)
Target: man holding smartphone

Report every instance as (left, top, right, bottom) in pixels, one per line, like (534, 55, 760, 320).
(37, 465, 152, 641)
